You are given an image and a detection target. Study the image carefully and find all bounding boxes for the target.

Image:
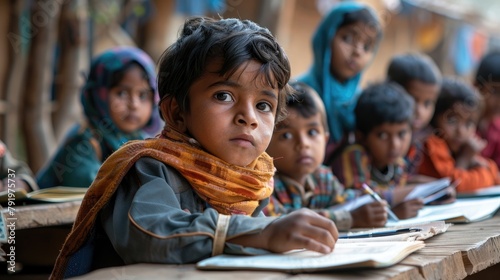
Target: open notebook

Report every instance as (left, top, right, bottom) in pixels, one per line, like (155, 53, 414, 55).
(386, 196, 500, 227)
(0, 186, 87, 204)
(197, 241, 424, 273)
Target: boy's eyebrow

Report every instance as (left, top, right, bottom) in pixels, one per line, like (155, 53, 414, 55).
(208, 80, 278, 100)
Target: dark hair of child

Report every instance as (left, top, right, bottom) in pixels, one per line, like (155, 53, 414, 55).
(157, 17, 292, 123)
(355, 82, 415, 135)
(287, 81, 329, 133)
(430, 78, 480, 128)
(108, 62, 149, 88)
(338, 8, 383, 42)
(475, 50, 500, 86)
(387, 53, 442, 87)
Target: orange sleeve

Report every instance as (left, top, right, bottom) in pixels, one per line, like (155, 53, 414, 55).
(418, 135, 500, 192)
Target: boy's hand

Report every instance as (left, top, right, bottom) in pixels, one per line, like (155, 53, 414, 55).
(230, 209, 338, 254)
(351, 201, 387, 228)
(392, 199, 424, 219)
(262, 209, 338, 254)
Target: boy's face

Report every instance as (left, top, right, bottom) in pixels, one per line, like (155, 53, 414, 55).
(361, 122, 412, 170)
(108, 66, 153, 133)
(435, 104, 478, 154)
(406, 80, 439, 131)
(266, 110, 328, 184)
(181, 60, 279, 167)
(476, 82, 500, 116)
(329, 22, 377, 83)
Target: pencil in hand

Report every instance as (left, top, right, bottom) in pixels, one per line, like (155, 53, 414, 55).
(361, 183, 399, 221)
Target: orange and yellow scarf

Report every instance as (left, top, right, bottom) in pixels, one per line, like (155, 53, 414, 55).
(50, 126, 275, 279)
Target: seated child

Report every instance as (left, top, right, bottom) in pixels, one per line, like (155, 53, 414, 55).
(297, 2, 383, 159)
(36, 46, 162, 189)
(387, 52, 442, 182)
(50, 17, 338, 279)
(330, 82, 424, 219)
(418, 77, 500, 191)
(474, 50, 500, 168)
(0, 140, 38, 192)
(265, 81, 387, 230)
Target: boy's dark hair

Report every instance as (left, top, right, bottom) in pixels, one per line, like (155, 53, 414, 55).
(157, 17, 292, 123)
(339, 8, 383, 42)
(286, 81, 329, 133)
(387, 53, 442, 88)
(430, 77, 480, 127)
(355, 82, 414, 135)
(475, 50, 500, 88)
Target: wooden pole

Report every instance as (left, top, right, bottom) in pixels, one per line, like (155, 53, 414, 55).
(2, 0, 32, 157)
(23, 0, 62, 172)
(52, 0, 89, 143)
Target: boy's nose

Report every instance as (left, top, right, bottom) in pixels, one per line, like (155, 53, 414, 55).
(295, 134, 310, 150)
(235, 105, 258, 128)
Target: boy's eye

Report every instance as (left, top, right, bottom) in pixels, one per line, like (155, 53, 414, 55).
(280, 132, 292, 140)
(398, 129, 408, 138)
(214, 92, 233, 102)
(117, 90, 129, 98)
(377, 132, 388, 140)
(308, 128, 319, 137)
(424, 100, 433, 107)
(446, 116, 457, 124)
(257, 102, 272, 112)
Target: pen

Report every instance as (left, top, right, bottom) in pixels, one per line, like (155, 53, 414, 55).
(339, 228, 421, 239)
(361, 183, 400, 221)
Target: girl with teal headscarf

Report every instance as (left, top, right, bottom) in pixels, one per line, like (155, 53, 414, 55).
(297, 1, 382, 159)
(37, 46, 162, 188)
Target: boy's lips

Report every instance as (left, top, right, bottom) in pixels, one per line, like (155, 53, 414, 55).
(297, 155, 315, 164)
(230, 134, 255, 147)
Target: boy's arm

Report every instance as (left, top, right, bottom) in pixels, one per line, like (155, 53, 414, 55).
(101, 157, 277, 264)
(101, 158, 338, 264)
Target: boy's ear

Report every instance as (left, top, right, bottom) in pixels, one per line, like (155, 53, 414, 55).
(324, 132, 330, 144)
(160, 97, 187, 132)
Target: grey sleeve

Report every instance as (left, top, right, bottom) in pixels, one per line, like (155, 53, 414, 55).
(101, 157, 275, 265)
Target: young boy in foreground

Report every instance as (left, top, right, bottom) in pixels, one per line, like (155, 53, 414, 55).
(50, 17, 338, 279)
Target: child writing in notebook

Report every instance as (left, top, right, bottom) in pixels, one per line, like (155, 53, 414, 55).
(387, 53, 442, 182)
(330, 82, 424, 219)
(418, 78, 500, 191)
(474, 50, 500, 168)
(37, 47, 162, 189)
(264, 81, 388, 230)
(298, 1, 382, 160)
(51, 17, 339, 279)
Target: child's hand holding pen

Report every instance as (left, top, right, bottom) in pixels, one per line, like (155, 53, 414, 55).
(361, 183, 399, 221)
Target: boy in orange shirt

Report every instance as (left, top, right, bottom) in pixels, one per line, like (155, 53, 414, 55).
(418, 78, 500, 191)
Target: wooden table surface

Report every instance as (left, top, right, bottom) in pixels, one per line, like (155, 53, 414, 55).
(1, 200, 81, 230)
(70, 213, 500, 280)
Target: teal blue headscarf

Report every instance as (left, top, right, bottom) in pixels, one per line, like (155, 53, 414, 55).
(297, 2, 380, 143)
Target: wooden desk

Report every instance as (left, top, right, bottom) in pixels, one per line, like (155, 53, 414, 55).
(1, 201, 81, 267)
(71, 214, 500, 280)
(1, 201, 81, 230)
